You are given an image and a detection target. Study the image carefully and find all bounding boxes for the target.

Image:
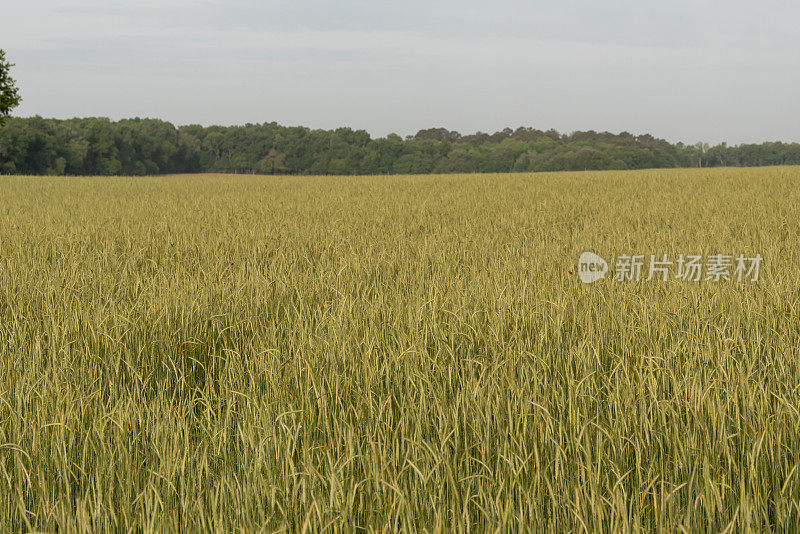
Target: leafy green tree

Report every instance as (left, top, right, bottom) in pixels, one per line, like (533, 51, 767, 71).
(3, 114, 800, 175)
(0, 50, 21, 125)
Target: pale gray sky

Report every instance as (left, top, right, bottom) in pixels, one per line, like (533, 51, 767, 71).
(3, 0, 799, 144)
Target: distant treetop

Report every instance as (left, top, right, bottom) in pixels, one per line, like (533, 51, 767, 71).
(1, 116, 799, 175)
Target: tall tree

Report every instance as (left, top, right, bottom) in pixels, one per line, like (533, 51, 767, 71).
(0, 50, 21, 125)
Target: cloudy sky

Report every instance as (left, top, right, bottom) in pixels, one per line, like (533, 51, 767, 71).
(3, 0, 799, 144)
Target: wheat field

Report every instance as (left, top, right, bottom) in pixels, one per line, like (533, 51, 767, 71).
(0, 168, 799, 531)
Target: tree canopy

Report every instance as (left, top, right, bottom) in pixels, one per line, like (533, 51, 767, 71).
(2, 116, 800, 176)
(0, 50, 22, 126)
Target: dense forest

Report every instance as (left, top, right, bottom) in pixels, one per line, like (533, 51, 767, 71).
(2, 116, 800, 176)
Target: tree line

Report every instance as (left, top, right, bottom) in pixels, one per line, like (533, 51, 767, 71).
(2, 116, 800, 176)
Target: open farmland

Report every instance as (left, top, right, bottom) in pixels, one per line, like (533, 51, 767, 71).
(1, 168, 799, 531)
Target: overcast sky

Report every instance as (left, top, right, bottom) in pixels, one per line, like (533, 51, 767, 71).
(3, 1, 799, 144)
